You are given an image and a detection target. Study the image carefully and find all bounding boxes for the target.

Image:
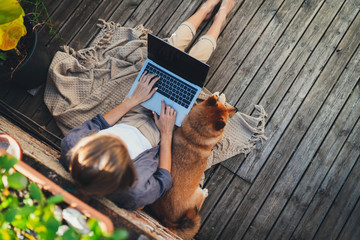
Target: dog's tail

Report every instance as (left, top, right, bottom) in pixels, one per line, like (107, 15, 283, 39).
(168, 207, 201, 239)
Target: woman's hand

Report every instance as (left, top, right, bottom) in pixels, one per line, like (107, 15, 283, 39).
(155, 100, 176, 173)
(153, 100, 176, 137)
(128, 72, 160, 106)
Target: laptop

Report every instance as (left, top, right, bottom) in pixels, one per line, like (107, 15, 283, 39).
(127, 33, 210, 126)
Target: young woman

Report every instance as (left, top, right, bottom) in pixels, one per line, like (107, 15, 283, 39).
(60, 0, 235, 210)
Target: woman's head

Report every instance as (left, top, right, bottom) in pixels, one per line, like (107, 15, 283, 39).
(69, 134, 136, 196)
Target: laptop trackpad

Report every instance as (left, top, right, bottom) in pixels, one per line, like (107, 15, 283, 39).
(141, 92, 187, 126)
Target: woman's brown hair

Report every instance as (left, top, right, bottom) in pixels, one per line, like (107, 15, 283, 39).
(69, 134, 136, 196)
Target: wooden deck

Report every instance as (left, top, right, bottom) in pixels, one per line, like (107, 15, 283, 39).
(1, 0, 359, 239)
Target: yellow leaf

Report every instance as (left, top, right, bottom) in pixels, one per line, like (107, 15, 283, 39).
(0, 15, 26, 51)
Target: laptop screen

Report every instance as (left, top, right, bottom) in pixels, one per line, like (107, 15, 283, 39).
(147, 33, 210, 87)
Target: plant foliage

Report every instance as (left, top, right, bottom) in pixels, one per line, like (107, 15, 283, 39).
(0, 154, 128, 240)
(0, 0, 27, 51)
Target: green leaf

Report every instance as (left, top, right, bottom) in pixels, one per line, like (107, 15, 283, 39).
(11, 218, 27, 229)
(0, 195, 19, 210)
(0, 0, 25, 25)
(44, 215, 61, 234)
(0, 155, 18, 171)
(87, 218, 102, 238)
(4, 208, 17, 222)
(29, 182, 44, 204)
(62, 228, 79, 240)
(46, 195, 64, 205)
(17, 206, 36, 217)
(108, 229, 128, 240)
(27, 212, 41, 230)
(0, 52, 6, 61)
(7, 172, 28, 190)
(0, 212, 4, 224)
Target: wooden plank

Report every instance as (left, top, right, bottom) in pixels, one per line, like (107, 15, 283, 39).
(46, 0, 103, 57)
(200, 157, 245, 222)
(291, 120, 360, 239)
(142, 0, 183, 35)
(233, 0, 325, 114)
(267, 83, 360, 239)
(338, 197, 360, 240)
(39, 0, 82, 42)
(203, 0, 265, 85)
(1, 88, 29, 110)
(117, 0, 163, 28)
(222, 0, 346, 173)
(17, 87, 45, 118)
(220, 10, 360, 239)
(196, 175, 250, 240)
(244, 51, 360, 240)
(0, 99, 61, 150)
(30, 102, 54, 127)
(44, 0, 61, 16)
(205, 0, 285, 95)
(314, 156, 360, 239)
(45, 119, 63, 139)
(222, 0, 317, 106)
(68, 0, 126, 49)
(157, 0, 201, 39)
(235, 0, 357, 181)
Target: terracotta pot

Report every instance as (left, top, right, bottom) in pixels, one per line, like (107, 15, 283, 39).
(0, 134, 114, 234)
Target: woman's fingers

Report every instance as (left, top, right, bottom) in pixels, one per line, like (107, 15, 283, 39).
(161, 100, 166, 114)
(139, 71, 147, 82)
(166, 106, 172, 115)
(149, 76, 160, 88)
(141, 73, 157, 84)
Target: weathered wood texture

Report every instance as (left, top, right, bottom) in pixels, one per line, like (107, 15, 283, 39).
(1, 0, 359, 239)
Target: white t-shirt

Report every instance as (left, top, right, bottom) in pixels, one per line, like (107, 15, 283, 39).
(98, 123, 152, 159)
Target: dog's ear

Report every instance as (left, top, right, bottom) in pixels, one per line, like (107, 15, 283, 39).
(206, 95, 218, 106)
(227, 106, 237, 117)
(215, 120, 226, 131)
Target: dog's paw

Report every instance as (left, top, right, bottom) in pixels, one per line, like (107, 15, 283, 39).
(202, 188, 209, 198)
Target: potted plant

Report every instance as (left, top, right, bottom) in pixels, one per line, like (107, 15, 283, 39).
(0, 0, 51, 89)
(0, 134, 129, 239)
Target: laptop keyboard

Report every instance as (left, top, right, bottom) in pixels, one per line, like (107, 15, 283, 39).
(145, 63, 197, 108)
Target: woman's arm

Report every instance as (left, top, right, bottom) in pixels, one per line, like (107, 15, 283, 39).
(153, 100, 176, 173)
(103, 72, 160, 126)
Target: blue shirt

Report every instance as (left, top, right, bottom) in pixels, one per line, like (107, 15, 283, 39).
(60, 114, 172, 210)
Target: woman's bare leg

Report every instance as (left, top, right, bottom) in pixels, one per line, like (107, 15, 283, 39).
(187, 0, 221, 30)
(167, 0, 220, 51)
(188, 0, 235, 62)
(205, 0, 235, 41)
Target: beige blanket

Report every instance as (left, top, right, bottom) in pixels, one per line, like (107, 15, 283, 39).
(44, 20, 267, 170)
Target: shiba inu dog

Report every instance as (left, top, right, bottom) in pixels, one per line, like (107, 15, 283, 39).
(150, 93, 236, 239)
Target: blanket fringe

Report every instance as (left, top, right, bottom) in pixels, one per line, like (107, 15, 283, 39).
(61, 19, 152, 63)
(95, 19, 118, 49)
(249, 105, 268, 146)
